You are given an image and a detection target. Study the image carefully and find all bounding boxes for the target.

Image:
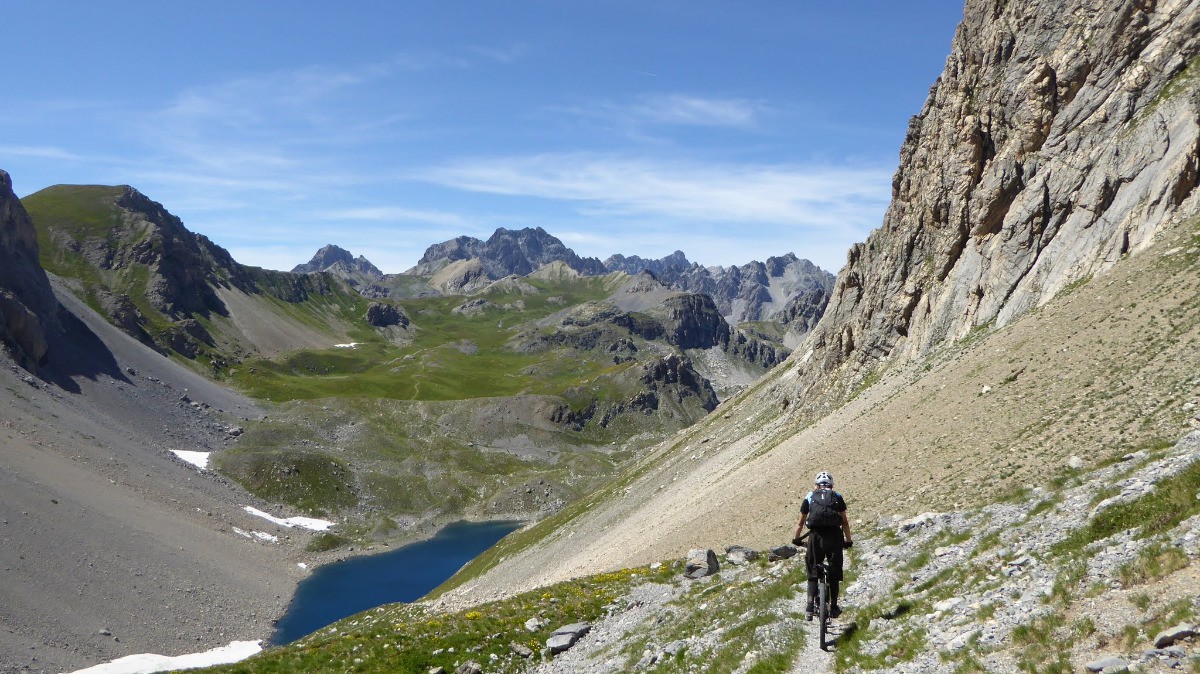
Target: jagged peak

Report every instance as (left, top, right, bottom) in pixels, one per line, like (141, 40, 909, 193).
(410, 226, 606, 279)
(293, 244, 382, 276)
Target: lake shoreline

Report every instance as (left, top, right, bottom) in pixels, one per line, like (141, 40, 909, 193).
(59, 516, 529, 674)
(270, 519, 526, 645)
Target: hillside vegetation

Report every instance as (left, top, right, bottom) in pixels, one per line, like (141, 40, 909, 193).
(225, 274, 626, 402)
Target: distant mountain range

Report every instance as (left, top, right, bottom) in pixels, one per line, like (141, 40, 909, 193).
(294, 227, 835, 344)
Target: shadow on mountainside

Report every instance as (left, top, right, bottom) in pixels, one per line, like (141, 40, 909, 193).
(38, 306, 129, 394)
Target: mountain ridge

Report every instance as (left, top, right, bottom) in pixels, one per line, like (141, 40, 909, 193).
(304, 230, 836, 342)
(24, 183, 361, 362)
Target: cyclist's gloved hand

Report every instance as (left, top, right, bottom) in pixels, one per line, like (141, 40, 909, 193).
(843, 539, 853, 549)
(792, 536, 805, 547)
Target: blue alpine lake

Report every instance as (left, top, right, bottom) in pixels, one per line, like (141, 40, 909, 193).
(270, 519, 523, 645)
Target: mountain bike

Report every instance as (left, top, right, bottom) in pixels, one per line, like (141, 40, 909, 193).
(796, 532, 833, 650)
(814, 553, 832, 650)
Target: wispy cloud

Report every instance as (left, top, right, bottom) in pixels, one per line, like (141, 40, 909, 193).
(420, 153, 891, 229)
(0, 145, 89, 161)
(467, 43, 529, 65)
(556, 93, 766, 134)
(162, 65, 381, 127)
(630, 94, 764, 127)
(317, 206, 468, 227)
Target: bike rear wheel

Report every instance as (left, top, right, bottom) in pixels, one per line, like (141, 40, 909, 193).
(818, 575, 829, 649)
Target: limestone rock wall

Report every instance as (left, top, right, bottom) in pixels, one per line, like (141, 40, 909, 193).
(0, 170, 58, 370)
(784, 0, 1200, 413)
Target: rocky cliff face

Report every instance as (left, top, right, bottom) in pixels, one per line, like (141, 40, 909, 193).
(603, 250, 693, 280)
(783, 0, 1200, 414)
(109, 187, 232, 320)
(0, 170, 58, 370)
(604, 251, 835, 333)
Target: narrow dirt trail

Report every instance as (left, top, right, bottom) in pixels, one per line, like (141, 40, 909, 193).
(785, 621, 837, 674)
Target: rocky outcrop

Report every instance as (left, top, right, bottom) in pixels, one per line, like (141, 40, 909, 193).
(776, 284, 832, 341)
(428, 258, 490, 295)
(451, 298, 498, 317)
(364, 302, 409, 328)
(515, 275, 787, 388)
(637, 354, 719, 413)
(0, 170, 58, 370)
(551, 354, 718, 430)
(658, 294, 730, 350)
(780, 0, 1200, 417)
(625, 294, 786, 369)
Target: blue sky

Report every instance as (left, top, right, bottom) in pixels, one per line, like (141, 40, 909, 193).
(2, 2, 963, 274)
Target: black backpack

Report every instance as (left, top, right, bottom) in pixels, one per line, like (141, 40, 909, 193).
(806, 489, 841, 528)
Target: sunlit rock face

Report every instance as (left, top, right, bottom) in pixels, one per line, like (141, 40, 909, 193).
(778, 0, 1200, 415)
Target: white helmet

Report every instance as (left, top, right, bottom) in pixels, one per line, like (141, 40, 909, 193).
(814, 471, 833, 487)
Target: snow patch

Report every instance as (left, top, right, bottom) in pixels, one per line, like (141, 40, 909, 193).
(232, 527, 279, 543)
(171, 450, 210, 470)
(66, 639, 262, 674)
(243, 506, 334, 531)
(334, 342, 359, 348)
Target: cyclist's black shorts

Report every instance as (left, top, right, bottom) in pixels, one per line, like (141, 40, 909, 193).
(805, 526, 844, 581)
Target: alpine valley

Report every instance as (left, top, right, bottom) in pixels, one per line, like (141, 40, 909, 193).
(3, 0, 1200, 672)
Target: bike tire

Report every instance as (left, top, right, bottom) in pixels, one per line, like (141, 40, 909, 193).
(818, 575, 829, 649)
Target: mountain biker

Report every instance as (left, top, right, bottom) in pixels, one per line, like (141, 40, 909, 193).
(792, 470, 852, 619)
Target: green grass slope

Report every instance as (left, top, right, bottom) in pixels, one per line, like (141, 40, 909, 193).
(214, 272, 722, 532)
